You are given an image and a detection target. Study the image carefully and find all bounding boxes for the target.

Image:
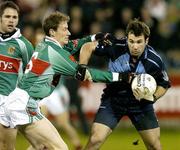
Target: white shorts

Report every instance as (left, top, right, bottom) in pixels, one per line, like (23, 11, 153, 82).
(0, 94, 8, 106)
(39, 85, 70, 115)
(0, 94, 8, 125)
(0, 88, 44, 128)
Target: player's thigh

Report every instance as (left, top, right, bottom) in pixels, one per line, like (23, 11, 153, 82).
(94, 97, 122, 130)
(0, 124, 17, 149)
(18, 118, 68, 150)
(39, 105, 49, 116)
(40, 92, 68, 115)
(54, 111, 70, 127)
(129, 109, 159, 131)
(129, 110, 160, 145)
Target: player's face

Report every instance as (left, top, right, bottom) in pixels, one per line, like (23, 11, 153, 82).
(54, 21, 71, 46)
(127, 33, 148, 57)
(0, 8, 19, 33)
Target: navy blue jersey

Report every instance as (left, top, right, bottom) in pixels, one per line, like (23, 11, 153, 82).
(95, 37, 171, 97)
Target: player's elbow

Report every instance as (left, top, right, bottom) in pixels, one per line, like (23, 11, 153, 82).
(81, 42, 97, 54)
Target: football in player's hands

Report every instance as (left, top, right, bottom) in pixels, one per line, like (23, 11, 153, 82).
(131, 73, 157, 101)
(132, 88, 145, 100)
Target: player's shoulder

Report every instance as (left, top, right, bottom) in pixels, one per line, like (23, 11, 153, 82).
(18, 36, 31, 43)
(146, 45, 163, 66)
(17, 36, 33, 47)
(35, 41, 48, 52)
(146, 45, 160, 58)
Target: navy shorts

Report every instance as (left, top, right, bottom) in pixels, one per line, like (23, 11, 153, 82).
(94, 96, 159, 131)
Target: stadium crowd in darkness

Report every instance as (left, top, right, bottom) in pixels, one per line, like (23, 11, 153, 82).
(4, 0, 180, 70)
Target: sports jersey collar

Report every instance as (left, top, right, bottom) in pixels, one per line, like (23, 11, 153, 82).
(0, 28, 21, 42)
(44, 36, 62, 48)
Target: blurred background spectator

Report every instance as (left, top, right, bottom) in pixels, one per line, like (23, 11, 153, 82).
(5, 0, 178, 71)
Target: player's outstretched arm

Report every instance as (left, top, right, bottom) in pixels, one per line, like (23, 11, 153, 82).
(75, 64, 134, 83)
(50, 46, 133, 83)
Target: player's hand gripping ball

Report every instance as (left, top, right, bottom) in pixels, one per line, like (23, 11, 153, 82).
(131, 73, 157, 101)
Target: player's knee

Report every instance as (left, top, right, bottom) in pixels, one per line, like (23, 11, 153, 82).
(147, 144, 161, 150)
(41, 139, 68, 150)
(57, 121, 69, 129)
(47, 143, 68, 150)
(57, 143, 69, 150)
(53, 140, 69, 150)
(89, 132, 105, 146)
(146, 139, 162, 150)
(0, 141, 15, 150)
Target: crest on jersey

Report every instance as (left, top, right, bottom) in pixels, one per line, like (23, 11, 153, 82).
(8, 46, 15, 54)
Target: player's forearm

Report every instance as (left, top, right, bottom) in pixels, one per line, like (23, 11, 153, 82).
(75, 64, 133, 83)
(88, 68, 119, 83)
(153, 86, 168, 101)
(79, 42, 97, 65)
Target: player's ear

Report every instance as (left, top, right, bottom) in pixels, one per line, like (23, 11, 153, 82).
(145, 37, 149, 45)
(49, 29, 55, 37)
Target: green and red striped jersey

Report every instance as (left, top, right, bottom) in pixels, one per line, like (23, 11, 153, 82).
(0, 29, 34, 95)
(18, 36, 117, 99)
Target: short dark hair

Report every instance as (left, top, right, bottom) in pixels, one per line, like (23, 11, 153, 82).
(126, 18, 150, 40)
(42, 11, 70, 36)
(0, 1, 20, 17)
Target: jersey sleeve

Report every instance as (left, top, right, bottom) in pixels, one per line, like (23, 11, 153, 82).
(48, 46, 77, 76)
(154, 61, 171, 88)
(88, 68, 118, 83)
(94, 37, 127, 57)
(48, 47, 118, 83)
(149, 52, 171, 89)
(64, 35, 92, 55)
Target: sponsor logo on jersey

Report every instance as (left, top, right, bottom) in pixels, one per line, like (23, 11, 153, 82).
(8, 46, 15, 55)
(0, 54, 20, 74)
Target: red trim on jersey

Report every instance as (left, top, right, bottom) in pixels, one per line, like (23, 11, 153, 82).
(69, 55, 76, 62)
(72, 40, 78, 48)
(31, 58, 50, 76)
(0, 54, 20, 74)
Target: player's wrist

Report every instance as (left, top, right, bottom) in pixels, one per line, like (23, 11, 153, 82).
(118, 73, 134, 83)
(110, 73, 125, 82)
(75, 64, 88, 81)
(112, 72, 130, 82)
(118, 73, 128, 82)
